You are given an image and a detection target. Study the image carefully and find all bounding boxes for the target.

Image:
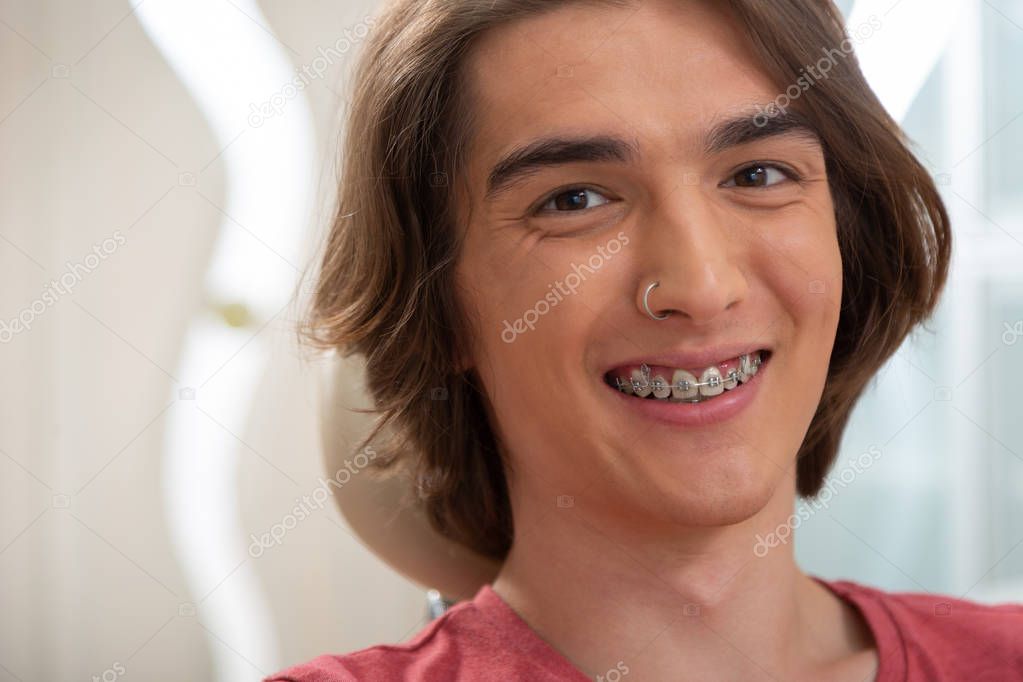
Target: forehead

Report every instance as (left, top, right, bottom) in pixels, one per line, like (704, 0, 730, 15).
(463, 0, 782, 173)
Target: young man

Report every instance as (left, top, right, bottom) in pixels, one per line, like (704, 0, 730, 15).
(270, 0, 1022, 679)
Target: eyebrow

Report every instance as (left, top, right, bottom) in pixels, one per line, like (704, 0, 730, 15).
(484, 110, 820, 202)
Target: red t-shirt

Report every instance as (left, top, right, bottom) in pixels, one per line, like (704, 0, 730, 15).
(264, 576, 1023, 681)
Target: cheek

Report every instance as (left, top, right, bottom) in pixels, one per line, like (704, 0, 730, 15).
(456, 242, 561, 385)
(456, 231, 537, 369)
(757, 213, 842, 430)
(755, 204, 842, 330)
(456, 236, 620, 473)
(801, 216, 844, 339)
(459, 227, 615, 364)
(744, 208, 838, 402)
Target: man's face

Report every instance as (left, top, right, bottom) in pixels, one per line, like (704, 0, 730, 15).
(454, 0, 842, 529)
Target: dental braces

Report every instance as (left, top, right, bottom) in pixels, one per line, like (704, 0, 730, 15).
(613, 354, 763, 395)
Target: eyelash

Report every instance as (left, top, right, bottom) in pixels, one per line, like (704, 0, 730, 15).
(530, 161, 803, 216)
(721, 161, 803, 188)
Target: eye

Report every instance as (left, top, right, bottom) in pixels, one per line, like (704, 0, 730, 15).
(722, 163, 798, 189)
(533, 187, 612, 215)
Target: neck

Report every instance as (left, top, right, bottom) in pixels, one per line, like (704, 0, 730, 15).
(492, 473, 859, 681)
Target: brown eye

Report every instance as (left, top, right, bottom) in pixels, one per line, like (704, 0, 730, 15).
(537, 187, 612, 214)
(724, 164, 792, 189)
(736, 165, 767, 187)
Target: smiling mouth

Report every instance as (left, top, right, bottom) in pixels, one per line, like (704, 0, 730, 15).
(603, 349, 771, 403)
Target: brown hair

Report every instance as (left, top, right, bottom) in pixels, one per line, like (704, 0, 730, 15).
(300, 0, 952, 561)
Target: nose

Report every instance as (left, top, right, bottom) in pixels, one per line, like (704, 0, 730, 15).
(634, 187, 749, 324)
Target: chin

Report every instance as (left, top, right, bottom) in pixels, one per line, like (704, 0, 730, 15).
(627, 448, 785, 528)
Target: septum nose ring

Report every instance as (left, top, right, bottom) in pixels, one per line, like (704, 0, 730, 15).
(642, 281, 670, 321)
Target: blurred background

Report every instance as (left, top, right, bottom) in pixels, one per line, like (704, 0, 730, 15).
(0, 0, 1020, 679)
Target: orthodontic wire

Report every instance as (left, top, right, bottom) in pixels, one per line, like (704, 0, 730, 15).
(613, 354, 763, 393)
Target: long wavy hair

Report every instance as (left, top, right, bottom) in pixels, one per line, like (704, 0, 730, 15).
(299, 0, 952, 561)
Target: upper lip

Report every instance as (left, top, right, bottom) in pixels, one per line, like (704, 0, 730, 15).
(605, 343, 771, 373)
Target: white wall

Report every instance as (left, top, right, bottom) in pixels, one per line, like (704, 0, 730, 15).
(0, 2, 425, 680)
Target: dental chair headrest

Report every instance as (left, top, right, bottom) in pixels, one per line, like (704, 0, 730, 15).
(317, 353, 501, 600)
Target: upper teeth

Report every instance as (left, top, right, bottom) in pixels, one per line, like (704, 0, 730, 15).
(698, 366, 724, 397)
(615, 351, 763, 400)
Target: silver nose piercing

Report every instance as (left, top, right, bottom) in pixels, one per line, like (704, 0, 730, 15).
(643, 281, 670, 321)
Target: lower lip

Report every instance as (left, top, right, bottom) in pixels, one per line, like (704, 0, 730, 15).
(603, 353, 770, 428)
